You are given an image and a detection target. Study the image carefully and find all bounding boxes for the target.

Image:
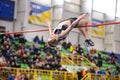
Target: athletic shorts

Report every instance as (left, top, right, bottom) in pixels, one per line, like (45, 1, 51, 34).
(53, 24, 68, 34)
(53, 24, 69, 41)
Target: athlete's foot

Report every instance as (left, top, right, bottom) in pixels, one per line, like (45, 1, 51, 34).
(88, 39, 94, 46)
(85, 39, 90, 47)
(85, 39, 94, 47)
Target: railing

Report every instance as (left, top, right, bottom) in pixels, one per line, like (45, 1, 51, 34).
(81, 73, 91, 80)
(0, 67, 77, 80)
(60, 55, 77, 66)
(68, 54, 98, 69)
(82, 56, 98, 68)
(81, 73, 120, 80)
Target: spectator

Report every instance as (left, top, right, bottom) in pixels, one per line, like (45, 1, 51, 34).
(33, 35, 42, 44)
(82, 69, 87, 77)
(6, 61, 11, 67)
(111, 56, 116, 64)
(11, 61, 15, 67)
(35, 75, 41, 80)
(97, 54, 103, 68)
(102, 48, 107, 54)
(96, 68, 101, 75)
(15, 73, 22, 80)
(106, 68, 111, 76)
(0, 50, 2, 57)
(76, 44, 83, 55)
(67, 42, 72, 50)
(90, 48, 98, 58)
(89, 67, 96, 73)
(8, 74, 15, 80)
(5, 50, 11, 60)
(14, 33, 21, 39)
(90, 56, 96, 64)
(62, 42, 68, 49)
(59, 67, 67, 71)
(110, 52, 115, 58)
(77, 69, 82, 80)
(116, 64, 120, 73)
(72, 47, 77, 54)
(18, 34, 27, 44)
(41, 35, 45, 44)
(90, 48, 96, 54)
(0, 55, 6, 67)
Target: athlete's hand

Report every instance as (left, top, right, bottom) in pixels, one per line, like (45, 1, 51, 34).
(81, 13, 88, 18)
(46, 20, 51, 27)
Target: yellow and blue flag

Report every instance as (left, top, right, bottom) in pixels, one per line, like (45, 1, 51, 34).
(29, 2, 51, 25)
(91, 19, 104, 37)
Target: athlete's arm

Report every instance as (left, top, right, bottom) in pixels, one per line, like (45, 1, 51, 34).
(47, 21, 53, 36)
(60, 13, 88, 37)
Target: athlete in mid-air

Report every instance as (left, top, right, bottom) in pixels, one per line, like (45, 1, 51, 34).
(47, 13, 94, 47)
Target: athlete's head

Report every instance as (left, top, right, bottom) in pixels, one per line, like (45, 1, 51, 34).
(48, 38, 59, 47)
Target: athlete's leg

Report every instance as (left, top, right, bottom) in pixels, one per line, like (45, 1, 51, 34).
(78, 26, 94, 46)
(78, 27, 89, 39)
(59, 13, 88, 37)
(77, 17, 94, 46)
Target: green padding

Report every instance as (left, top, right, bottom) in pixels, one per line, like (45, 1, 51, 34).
(50, 54, 53, 57)
(60, 52, 66, 55)
(39, 44, 44, 48)
(31, 55, 34, 59)
(108, 64, 115, 67)
(103, 64, 109, 67)
(60, 49, 68, 55)
(33, 75, 54, 80)
(41, 55, 46, 60)
(102, 60, 106, 63)
(17, 58, 21, 63)
(41, 75, 50, 80)
(0, 39, 2, 43)
(100, 67, 107, 70)
(41, 52, 46, 60)
(20, 64, 29, 68)
(0, 32, 3, 35)
(83, 61, 91, 66)
(67, 48, 70, 51)
(15, 41, 19, 44)
(25, 42, 32, 46)
(82, 48, 87, 54)
(101, 54, 108, 57)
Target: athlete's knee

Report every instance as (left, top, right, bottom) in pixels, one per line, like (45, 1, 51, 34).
(85, 27, 89, 31)
(78, 18, 89, 27)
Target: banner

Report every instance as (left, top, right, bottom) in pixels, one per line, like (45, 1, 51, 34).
(29, 2, 51, 25)
(91, 19, 104, 37)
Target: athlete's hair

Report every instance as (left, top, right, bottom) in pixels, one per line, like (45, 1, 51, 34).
(48, 39, 59, 47)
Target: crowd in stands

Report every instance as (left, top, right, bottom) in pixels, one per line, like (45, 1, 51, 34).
(84, 48, 120, 76)
(62, 41, 120, 73)
(62, 42, 83, 55)
(61, 42, 120, 79)
(60, 41, 120, 79)
(8, 73, 46, 80)
(0, 33, 66, 71)
(8, 74, 30, 80)
(0, 32, 120, 80)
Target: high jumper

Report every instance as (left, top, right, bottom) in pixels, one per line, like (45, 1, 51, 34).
(47, 13, 94, 47)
